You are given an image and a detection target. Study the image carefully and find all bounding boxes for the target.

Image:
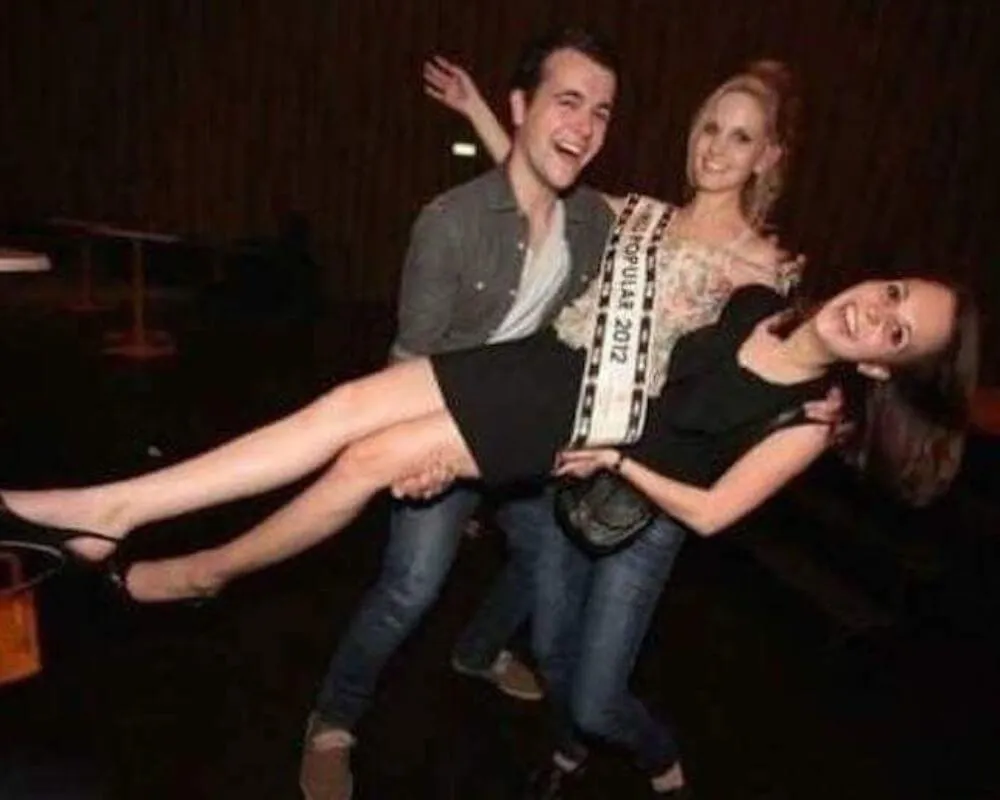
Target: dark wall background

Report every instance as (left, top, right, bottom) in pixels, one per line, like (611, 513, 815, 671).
(0, 0, 996, 376)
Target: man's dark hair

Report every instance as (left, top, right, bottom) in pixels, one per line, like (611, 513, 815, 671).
(509, 26, 619, 96)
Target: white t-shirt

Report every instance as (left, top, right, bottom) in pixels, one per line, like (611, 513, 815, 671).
(489, 200, 569, 344)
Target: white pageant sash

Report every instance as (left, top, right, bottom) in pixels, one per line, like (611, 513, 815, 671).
(568, 195, 674, 447)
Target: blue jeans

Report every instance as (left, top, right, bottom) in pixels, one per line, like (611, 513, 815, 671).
(530, 490, 687, 776)
(312, 484, 545, 729)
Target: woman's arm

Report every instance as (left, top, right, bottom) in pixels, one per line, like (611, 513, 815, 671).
(556, 423, 830, 536)
(423, 56, 512, 164)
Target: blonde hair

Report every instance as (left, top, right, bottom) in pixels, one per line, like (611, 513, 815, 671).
(686, 59, 800, 229)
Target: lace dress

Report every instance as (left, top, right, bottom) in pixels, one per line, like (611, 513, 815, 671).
(552, 215, 802, 396)
(432, 227, 813, 486)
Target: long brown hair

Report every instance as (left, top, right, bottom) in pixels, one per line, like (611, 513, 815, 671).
(851, 283, 979, 505)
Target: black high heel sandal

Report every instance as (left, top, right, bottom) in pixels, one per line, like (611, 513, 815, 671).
(104, 558, 216, 608)
(105, 559, 139, 605)
(0, 497, 119, 565)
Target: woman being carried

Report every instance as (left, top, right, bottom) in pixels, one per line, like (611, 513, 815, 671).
(0, 269, 975, 605)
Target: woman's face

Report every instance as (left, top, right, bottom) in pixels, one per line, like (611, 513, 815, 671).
(689, 90, 777, 194)
(813, 279, 956, 370)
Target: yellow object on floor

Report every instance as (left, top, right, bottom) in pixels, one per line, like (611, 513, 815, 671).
(0, 552, 42, 685)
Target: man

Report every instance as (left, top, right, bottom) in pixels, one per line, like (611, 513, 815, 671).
(300, 27, 620, 800)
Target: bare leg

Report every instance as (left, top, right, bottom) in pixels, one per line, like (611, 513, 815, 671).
(1, 359, 446, 560)
(126, 410, 479, 601)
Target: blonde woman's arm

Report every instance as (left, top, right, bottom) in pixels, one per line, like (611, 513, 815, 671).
(423, 56, 512, 164)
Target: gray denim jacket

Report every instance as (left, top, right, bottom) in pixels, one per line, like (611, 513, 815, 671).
(391, 166, 613, 360)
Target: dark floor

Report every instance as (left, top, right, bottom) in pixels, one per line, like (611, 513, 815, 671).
(0, 249, 999, 799)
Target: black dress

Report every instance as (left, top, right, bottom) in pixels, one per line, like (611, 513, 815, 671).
(432, 285, 831, 486)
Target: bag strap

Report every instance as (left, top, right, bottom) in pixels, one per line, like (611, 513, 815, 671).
(758, 403, 831, 442)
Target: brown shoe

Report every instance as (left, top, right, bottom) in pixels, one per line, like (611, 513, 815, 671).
(452, 650, 545, 701)
(299, 715, 354, 800)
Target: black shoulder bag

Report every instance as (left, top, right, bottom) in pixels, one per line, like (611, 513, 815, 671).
(553, 469, 654, 555)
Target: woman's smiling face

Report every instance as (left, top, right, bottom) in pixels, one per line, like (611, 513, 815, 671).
(812, 279, 957, 371)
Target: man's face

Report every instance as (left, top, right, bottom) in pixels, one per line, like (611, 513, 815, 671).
(509, 48, 616, 193)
